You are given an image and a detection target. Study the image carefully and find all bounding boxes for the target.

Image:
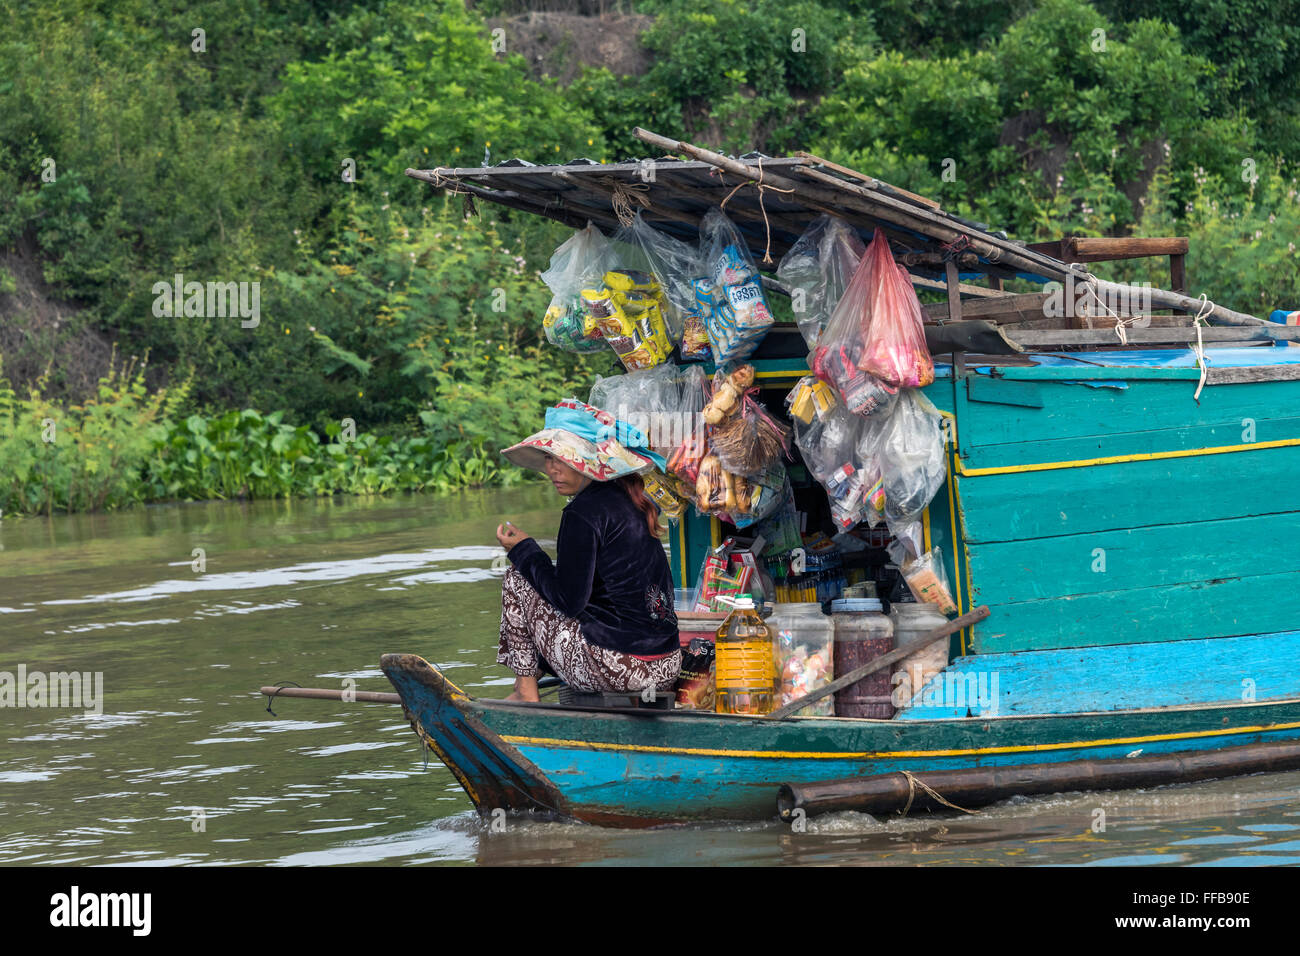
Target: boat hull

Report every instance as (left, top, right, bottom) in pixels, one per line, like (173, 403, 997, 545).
(381, 653, 1300, 827)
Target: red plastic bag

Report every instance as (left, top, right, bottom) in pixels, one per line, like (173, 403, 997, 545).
(859, 229, 934, 388)
(809, 230, 897, 414)
(813, 228, 933, 392)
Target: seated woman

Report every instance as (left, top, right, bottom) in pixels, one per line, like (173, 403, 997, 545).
(494, 399, 681, 702)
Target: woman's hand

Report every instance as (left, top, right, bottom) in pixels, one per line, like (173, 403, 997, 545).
(496, 522, 529, 551)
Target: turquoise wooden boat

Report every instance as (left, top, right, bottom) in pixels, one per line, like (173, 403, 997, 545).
(382, 345, 1300, 827)
(381, 140, 1300, 825)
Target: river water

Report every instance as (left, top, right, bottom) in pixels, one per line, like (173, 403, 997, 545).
(1, 491, 1298, 866)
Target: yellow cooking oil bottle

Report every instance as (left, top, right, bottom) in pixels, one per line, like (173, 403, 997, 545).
(714, 595, 775, 715)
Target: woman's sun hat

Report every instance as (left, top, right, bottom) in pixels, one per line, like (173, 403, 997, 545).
(502, 398, 667, 482)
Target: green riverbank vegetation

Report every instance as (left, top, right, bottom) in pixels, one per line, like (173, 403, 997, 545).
(2, 0, 1295, 514)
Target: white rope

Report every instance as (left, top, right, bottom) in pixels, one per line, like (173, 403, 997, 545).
(1082, 272, 1141, 344)
(1191, 293, 1213, 402)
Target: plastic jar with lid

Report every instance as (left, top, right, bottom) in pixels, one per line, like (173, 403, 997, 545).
(830, 598, 894, 719)
(769, 603, 835, 716)
(890, 601, 951, 710)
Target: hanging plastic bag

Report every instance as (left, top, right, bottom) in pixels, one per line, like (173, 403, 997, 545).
(793, 404, 876, 530)
(698, 208, 775, 364)
(903, 547, 958, 615)
(642, 471, 687, 521)
(725, 463, 789, 529)
(793, 402, 862, 487)
(878, 390, 946, 528)
(615, 212, 697, 345)
(859, 229, 934, 388)
(590, 363, 692, 457)
(777, 215, 866, 349)
(702, 363, 789, 477)
(854, 408, 892, 524)
(680, 279, 714, 362)
(584, 270, 674, 372)
(754, 483, 802, 555)
(539, 225, 619, 354)
(810, 238, 900, 416)
(661, 365, 708, 483)
(709, 392, 791, 477)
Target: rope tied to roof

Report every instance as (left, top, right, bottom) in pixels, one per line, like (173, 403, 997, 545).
(717, 157, 795, 266)
(607, 178, 651, 228)
(1080, 271, 1142, 343)
(1191, 293, 1213, 403)
(940, 235, 973, 261)
(426, 169, 479, 220)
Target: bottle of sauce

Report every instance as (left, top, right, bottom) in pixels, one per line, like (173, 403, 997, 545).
(714, 596, 775, 715)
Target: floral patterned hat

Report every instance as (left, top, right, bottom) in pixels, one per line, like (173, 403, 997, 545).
(502, 399, 667, 482)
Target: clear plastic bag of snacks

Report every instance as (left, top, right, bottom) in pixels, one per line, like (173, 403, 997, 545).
(777, 215, 866, 349)
(699, 207, 775, 363)
(540, 225, 619, 354)
(590, 364, 686, 457)
(616, 212, 697, 343)
(585, 269, 674, 372)
(903, 546, 957, 615)
(878, 390, 946, 527)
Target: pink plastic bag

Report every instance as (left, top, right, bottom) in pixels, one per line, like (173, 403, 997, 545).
(859, 229, 934, 388)
(809, 229, 897, 414)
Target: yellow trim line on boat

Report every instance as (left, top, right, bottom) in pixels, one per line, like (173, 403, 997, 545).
(957, 438, 1300, 477)
(503, 718, 1300, 760)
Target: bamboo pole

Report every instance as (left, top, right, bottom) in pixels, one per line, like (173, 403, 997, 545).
(258, 686, 401, 704)
(778, 738, 1300, 819)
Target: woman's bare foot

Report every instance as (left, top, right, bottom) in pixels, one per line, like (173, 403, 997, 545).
(505, 675, 541, 703)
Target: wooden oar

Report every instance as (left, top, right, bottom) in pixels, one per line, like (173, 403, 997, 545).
(256, 676, 567, 707)
(259, 686, 401, 704)
(767, 605, 990, 719)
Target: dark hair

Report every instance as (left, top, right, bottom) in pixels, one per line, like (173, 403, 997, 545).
(616, 474, 665, 538)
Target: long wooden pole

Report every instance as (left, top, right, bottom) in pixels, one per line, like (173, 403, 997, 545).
(777, 738, 1300, 819)
(258, 686, 401, 704)
(768, 606, 991, 719)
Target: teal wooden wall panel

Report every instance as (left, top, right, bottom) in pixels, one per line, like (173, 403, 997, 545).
(971, 568, 1300, 653)
(895, 629, 1300, 718)
(963, 417, 1300, 470)
(956, 444, 1300, 544)
(961, 377, 1300, 454)
(967, 510, 1300, 603)
(950, 375, 1300, 654)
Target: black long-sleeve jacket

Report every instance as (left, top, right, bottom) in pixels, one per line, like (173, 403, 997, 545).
(507, 481, 680, 656)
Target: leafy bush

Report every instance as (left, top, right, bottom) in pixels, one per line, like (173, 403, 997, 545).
(0, 355, 181, 515)
(272, 196, 606, 449)
(576, 0, 877, 157)
(142, 408, 519, 501)
(268, 0, 603, 193)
